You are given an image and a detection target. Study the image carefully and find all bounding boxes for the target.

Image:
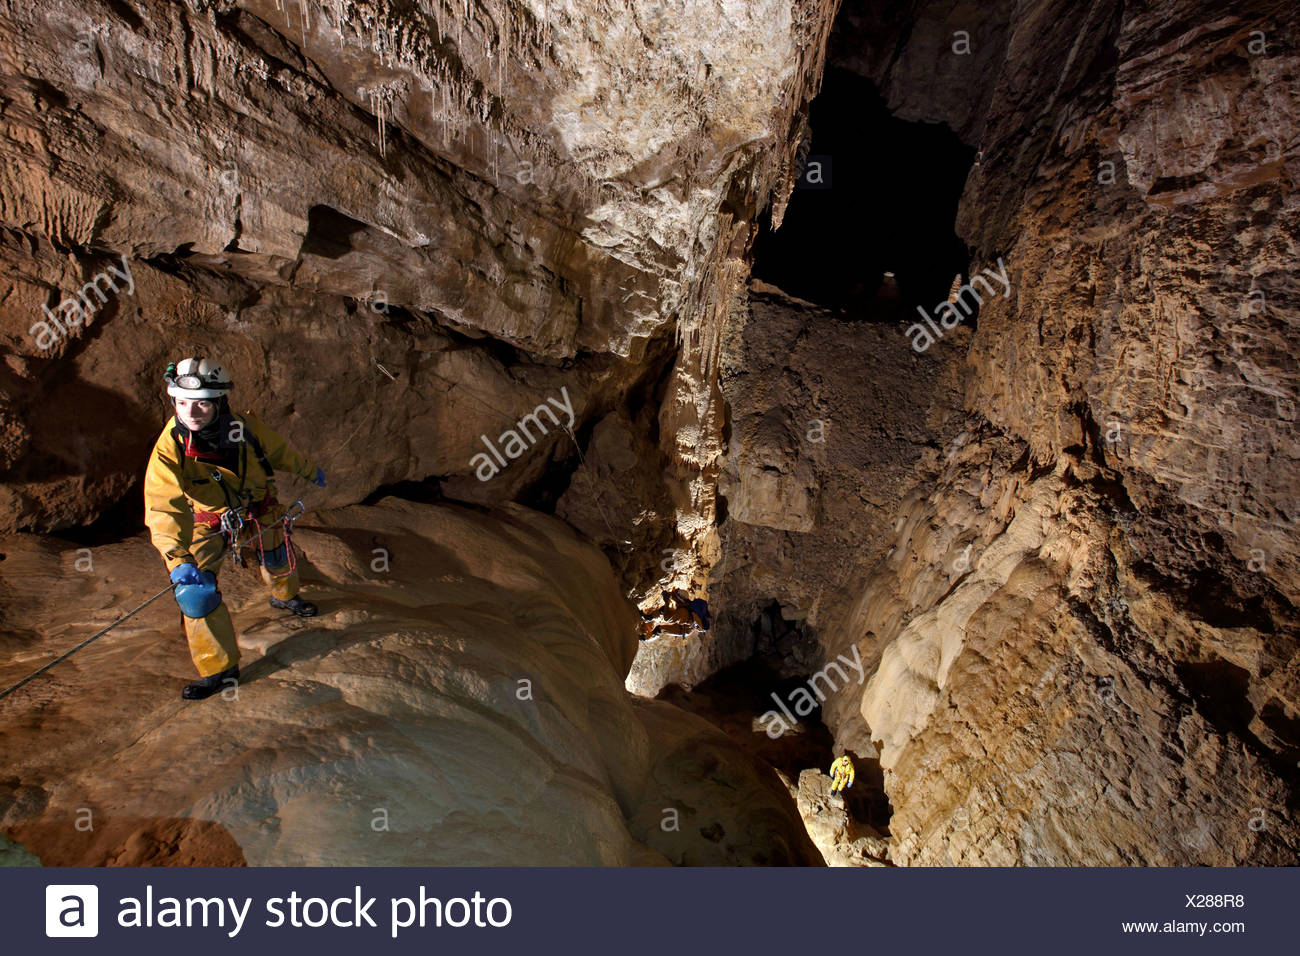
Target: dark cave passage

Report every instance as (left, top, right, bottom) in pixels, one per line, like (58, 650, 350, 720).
(656, 600, 894, 864)
(752, 67, 975, 318)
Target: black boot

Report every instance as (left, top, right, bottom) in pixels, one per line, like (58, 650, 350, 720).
(270, 595, 317, 617)
(182, 666, 239, 701)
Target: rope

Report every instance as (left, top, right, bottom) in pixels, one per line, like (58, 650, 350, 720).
(412, 362, 631, 548)
(562, 423, 630, 548)
(0, 514, 302, 703)
(0, 583, 177, 702)
(6, 365, 635, 702)
(246, 508, 300, 579)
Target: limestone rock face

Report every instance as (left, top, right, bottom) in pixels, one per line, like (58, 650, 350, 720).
(0, 498, 820, 865)
(954, 0, 1300, 606)
(827, 0, 1016, 146)
(810, 0, 1300, 866)
(823, 436, 1299, 865)
(3, 0, 1298, 870)
(631, 280, 969, 694)
(627, 697, 825, 865)
(0, 0, 838, 535)
(555, 405, 678, 604)
(784, 768, 889, 867)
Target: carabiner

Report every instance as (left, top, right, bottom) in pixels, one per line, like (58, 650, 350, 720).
(283, 499, 306, 525)
(219, 507, 245, 537)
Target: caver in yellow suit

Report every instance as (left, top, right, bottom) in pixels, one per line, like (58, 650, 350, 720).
(144, 356, 325, 699)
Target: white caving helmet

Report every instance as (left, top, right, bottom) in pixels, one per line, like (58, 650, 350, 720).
(166, 356, 233, 399)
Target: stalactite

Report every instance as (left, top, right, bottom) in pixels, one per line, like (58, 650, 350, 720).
(437, 82, 445, 150)
(332, 0, 346, 48)
(359, 80, 403, 160)
(375, 87, 388, 159)
(542, 0, 548, 46)
(498, 10, 506, 101)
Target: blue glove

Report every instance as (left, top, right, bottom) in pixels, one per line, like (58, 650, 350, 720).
(170, 563, 202, 586)
(313, 467, 326, 488)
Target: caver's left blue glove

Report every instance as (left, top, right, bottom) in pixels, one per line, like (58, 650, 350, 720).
(313, 467, 326, 488)
(169, 562, 203, 586)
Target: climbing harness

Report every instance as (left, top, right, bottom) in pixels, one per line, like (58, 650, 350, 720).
(0, 501, 310, 703)
(180, 411, 296, 574)
(220, 504, 245, 536)
(3, 364, 320, 705)
(242, 499, 305, 578)
(200, 494, 304, 576)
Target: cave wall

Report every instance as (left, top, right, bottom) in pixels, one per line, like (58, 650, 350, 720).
(818, 0, 1300, 864)
(0, 0, 840, 548)
(3, 0, 1296, 868)
(626, 280, 970, 695)
(0, 0, 844, 867)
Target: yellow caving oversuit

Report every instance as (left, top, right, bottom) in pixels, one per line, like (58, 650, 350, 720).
(829, 755, 855, 794)
(144, 410, 317, 678)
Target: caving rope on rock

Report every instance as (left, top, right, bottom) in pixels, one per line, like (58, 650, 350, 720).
(0, 512, 306, 703)
(408, 359, 630, 549)
(4, 355, 661, 703)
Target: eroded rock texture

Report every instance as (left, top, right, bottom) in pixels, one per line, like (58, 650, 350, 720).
(0, 0, 838, 548)
(0, 499, 820, 865)
(628, 280, 969, 694)
(0, 0, 839, 869)
(811, 0, 1300, 865)
(1, 0, 1297, 868)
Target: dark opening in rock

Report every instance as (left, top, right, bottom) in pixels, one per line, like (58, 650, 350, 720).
(751, 67, 975, 317)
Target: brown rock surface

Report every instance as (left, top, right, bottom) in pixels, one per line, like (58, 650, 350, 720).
(0, 498, 820, 865)
(0, 0, 839, 536)
(822, 436, 1299, 864)
(1, 0, 1297, 869)
(627, 280, 969, 694)
(785, 767, 890, 867)
(806, 0, 1300, 865)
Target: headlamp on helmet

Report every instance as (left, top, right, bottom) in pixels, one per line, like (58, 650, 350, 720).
(166, 356, 233, 398)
